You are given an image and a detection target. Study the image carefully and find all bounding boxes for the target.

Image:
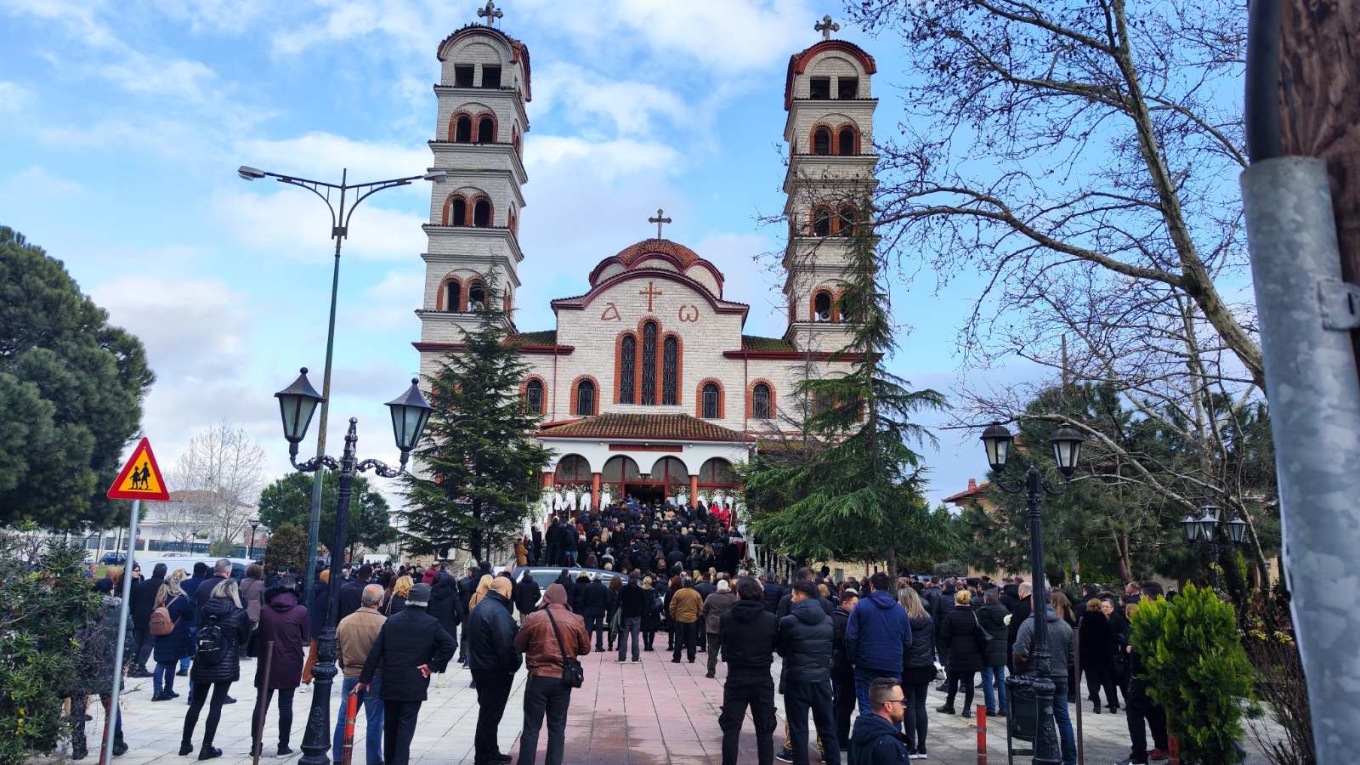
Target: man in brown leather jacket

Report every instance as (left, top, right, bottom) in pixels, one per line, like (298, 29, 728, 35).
(513, 583, 590, 765)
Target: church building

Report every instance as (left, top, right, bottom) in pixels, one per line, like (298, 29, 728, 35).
(413, 7, 880, 513)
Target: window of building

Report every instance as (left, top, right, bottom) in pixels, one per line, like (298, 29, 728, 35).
(555, 454, 591, 482)
(838, 205, 858, 237)
(838, 125, 857, 156)
(449, 197, 467, 226)
(454, 115, 472, 143)
(524, 378, 544, 414)
(473, 198, 492, 227)
(752, 383, 772, 419)
(640, 322, 658, 406)
(809, 77, 831, 99)
(813, 206, 833, 237)
(468, 280, 487, 311)
(481, 65, 502, 88)
(813, 126, 832, 156)
(837, 77, 859, 99)
(701, 382, 721, 419)
(619, 334, 636, 404)
(444, 280, 461, 312)
(477, 116, 495, 143)
(455, 65, 474, 88)
(576, 380, 596, 416)
(662, 336, 678, 405)
(814, 291, 833, 322)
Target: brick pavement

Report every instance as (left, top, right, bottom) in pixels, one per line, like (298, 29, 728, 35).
(55, 646, 1274, 765)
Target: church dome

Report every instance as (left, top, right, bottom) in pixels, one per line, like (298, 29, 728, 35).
(587, 238, 725, 298)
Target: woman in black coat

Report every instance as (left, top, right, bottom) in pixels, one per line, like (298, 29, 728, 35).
(977, 590, 1011, 715)
(1078, 598, 1120, 713)
(182, 578, 253, 761)
(936, 589, 986, 717)
(428, 574, 459, 637)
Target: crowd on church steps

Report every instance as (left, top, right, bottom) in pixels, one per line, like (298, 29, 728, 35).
(77, 499, 1172, 765)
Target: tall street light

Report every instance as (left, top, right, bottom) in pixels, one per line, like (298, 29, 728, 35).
(237, 164, 445, 606)
(247, 517, 261, 560)
(980, 421, 1085, 765)
(1181, 504, 1250, 588)
(273, 368, 432, 765)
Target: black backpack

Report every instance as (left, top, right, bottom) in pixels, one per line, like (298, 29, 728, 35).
(195, 615, 226, 666)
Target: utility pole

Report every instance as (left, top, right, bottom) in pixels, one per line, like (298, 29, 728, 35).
(1241, 2, 1360, 761)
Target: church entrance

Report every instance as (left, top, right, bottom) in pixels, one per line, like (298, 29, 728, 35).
(624, 483, 667, 506)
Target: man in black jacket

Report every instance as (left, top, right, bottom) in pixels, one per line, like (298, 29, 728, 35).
(357, 583, 457, 765)
(129, 562, 166, 676)
(831, 588, 860, 751)
(777, 581, 841, 765)
(719, 577, 779, 765)
(514, 570, 541, 624)
(617, 575, 648, 662)
(465, 577, 520, 765)
(581, 574, 611, 651)
(339, 564, 372, 623)
(1006, 582, 1032, 674)
(848, 677, 910, 765)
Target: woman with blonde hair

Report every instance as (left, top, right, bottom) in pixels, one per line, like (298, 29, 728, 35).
(1079, 597, 1120, 713)
(937, 589, 985, 717)
(180, 578, 252, 760)
(468, 574, 494, 611)
(151, 570, 192, 701)
(387, 574, 413, 615)
(899, 587, 936, 758)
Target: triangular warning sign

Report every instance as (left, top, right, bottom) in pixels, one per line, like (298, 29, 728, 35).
(107, 437, 170, 501)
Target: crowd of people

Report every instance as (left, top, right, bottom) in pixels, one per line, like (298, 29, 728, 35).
(72, 500, 1174, 765)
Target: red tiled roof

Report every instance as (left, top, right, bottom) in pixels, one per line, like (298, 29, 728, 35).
(538, 413, 748, 442)
(512, 330, 556, 346)
(613, 238, 702, 269)
(943, 479, 991, 504)
(742, 335, 796, 352)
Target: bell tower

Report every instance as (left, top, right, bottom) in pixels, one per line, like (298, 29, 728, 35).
(418, 1, 531, 354)
(780, 17, 878, 352)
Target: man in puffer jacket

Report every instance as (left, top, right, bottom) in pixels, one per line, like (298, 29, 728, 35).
(1013, 594, 1077, 765)
(846, 572, 913, 714)
(849, 678, 911, 764)
(777, 581, 841, 765)
(719, 577, 779, 765)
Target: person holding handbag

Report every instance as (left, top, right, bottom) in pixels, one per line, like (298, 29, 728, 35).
(935, 589, 985, 717)
(513, 583, 590, 765)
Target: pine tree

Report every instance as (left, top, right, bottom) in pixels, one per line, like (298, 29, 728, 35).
(744, 196, 948, 570)
(401, 289, 552, 562)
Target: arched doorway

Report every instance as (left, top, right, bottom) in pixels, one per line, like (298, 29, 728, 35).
(601, 455, 642, 505)
(554, 454, 591, 486)
(650, 456, 689, 503)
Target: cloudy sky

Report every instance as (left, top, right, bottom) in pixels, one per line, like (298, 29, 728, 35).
(0, 0, 1002, 513)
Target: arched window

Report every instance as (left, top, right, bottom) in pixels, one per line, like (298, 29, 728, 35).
(662, 336, 678, 405)
(752, 383, 772, 420)
(813, 206, 833, 237)
(813, 126, 832, 155)
(701, 382, 721, 419)
(477, 116, 495, 144)
(444, 280, 461, 313)
(640, 322, 658, 406)
(838, 125, 857, 156)
(576, 380, 596, 416)
(813, 291, 833, 322)
(524, 379, 544, 414)
(619, 334, 636, 404)
(473, 198, 492, 227)
(512, 125, 521, 153)
(838, 205, 858, 237)
(449, 197, 467, 227)
(468, 280, 487, 311)
(699, 457, 735, 485)
(555, 454, 591, 482)
(454, 115, 472, 143)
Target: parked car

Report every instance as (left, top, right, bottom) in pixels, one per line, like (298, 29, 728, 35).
(101, 552, 127, 565)
(509, 566, 629, 592)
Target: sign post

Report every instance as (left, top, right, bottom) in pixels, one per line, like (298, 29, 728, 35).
(102, 438, 169, 765)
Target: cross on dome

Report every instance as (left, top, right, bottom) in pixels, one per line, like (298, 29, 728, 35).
(648, 208, 673, 239)
(815, 14, 840, 40)
(478, 0, 504, 27)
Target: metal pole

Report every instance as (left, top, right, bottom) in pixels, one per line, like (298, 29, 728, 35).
(253, 640, 275, 765)
(1024, 466, 1061, 765)
(103, 499, 140, 765)
(1242, 156, 1360, 760)
(303, 170, 348, 610)
(298, 418, 358, 765)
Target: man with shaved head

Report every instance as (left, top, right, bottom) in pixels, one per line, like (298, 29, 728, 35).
(335, 584, 387, 765)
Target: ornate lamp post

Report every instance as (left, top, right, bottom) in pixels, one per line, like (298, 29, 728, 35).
(247, 517, 261, 560)
(239, 164, 445, 607)
(1181, 504, 1249, 588)
(981, 422, 1085, 765)
(273, 368, 432, 765)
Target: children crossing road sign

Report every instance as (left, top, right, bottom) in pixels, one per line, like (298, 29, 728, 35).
(106, 437, 170, 501)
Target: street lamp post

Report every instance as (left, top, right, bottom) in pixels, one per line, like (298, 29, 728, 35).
(247, 517, 261, 560)
(1181, 505, 1250, 588)
(238, 164, 445, 607)
(980, 422, 1085, 765)
(273, 368, 432, 765)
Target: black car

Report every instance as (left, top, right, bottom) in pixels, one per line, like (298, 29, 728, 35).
(509, 566, 628, 592)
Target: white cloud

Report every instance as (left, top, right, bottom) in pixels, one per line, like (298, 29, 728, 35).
(235, 132, 431, 185)
(689, 231, 786, 337)
(0, 165, 84, 198)
(534, 63, 690, 138)
(353, 267, 425, 331)
(149, 0, 275, 35)
(0, 80, 35, 113)
(89, 276, 252, 379)
(214, 186, 426, 263)
(270, 1, 444, 57)
(101, 52, 217, 102)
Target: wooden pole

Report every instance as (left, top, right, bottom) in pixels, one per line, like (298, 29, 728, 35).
(253, 640, 276, 765)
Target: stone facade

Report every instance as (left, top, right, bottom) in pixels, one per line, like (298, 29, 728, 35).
(414, 19, 880, 504)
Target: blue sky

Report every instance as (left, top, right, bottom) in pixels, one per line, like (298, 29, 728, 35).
(0, 0, 1008, 512)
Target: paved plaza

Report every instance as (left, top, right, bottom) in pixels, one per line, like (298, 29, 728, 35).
(46, 645, 1222, 765)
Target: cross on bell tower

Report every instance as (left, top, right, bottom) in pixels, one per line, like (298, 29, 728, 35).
(648, 208, 672, 239)
(478, 0, 504, 27)
(815, 14, 839, 40)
